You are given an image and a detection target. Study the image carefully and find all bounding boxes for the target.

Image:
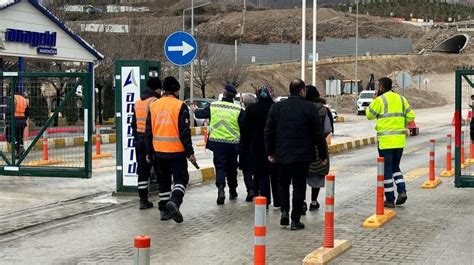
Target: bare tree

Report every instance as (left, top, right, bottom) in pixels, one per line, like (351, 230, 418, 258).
(188, 41, 223, 98)
(219, 61, 248, 89)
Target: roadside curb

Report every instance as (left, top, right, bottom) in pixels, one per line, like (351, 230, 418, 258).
(189, 166, 216, 185)
(329, 136, 377, 154)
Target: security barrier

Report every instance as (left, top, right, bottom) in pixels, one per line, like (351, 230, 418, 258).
(0, 71, 93, 178)
(421, 139, 442, 189)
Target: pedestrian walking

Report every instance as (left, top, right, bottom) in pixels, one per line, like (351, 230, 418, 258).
(6, 91, 29, 158)
(242, 85, 277, 207)
(304, 85, 332, 212)
(145, 76, 196, 223)
(265, 79, 328, 230)
(131, 77, 162, 210)
(194, 85, 244, 205)
(366, 77, 415, 208)
(239, 93, 257, 202)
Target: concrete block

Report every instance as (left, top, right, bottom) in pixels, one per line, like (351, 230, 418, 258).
(362, 209, 396, 228)
(303, 240, 352, 265)
(421, 177, 442, 189)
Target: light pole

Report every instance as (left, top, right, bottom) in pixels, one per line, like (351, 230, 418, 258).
(190, 0, 194, 103)
(355, 0, 359, 94)
(312, 0, 317, 86)
(301, 0, 306, 81)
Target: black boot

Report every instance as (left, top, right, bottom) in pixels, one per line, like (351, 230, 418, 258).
(302, 201, 308, 216)
(229, 188, 238, 200)
(396, 192, 408, 205)
(139, 199, 154, 210)
(160, 210, 173, 221)
(280, 211, 290, 226)
(245, 189, 255, 202)
(217, 185, 225, 205)
(290, 221, 305, 231)
(384, 201, 395, 208)
(166, 201, 183, 223)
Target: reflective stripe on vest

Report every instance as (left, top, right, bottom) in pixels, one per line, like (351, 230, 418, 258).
(209, 101, 241, 144)
(14, 95, 27, 118)
(150, 96, 185, 153)
(135, 97, 157, 133)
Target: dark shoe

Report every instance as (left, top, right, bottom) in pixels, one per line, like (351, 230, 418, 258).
(396, 192, 408, 205)
(302, 202, 307, 215)
(166, 201, 183, 223)
(217, 186, 225, 205)
(280, 211, 290, 226)
(139, 200, 154, 210)
(160, 210, 173, 221)
(229, 189, 238, 200)
(290, 221, 305, 231)
(309, 202, 320, 211)
(384, 201, 396, 209)
(245, 190, 255, 202)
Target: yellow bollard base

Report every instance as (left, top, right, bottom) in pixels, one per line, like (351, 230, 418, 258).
(196, 141, 206, 147)
(24, 159, 63, 166)
(92, 153, 113, 160)
(362, 209, 396, 228)
(467, 158, 474, 164)
(461, 162, 469, 169)
(421, 177, 442, 189)
(440, 169, 454, 177)
(302, 239, 352, 265)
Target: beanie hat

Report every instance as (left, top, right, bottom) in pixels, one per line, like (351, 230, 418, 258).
(305, 85, 320, 100)
(147, 77, 162, 91)
(224, 84, 237, 95)
(163, 76, 180, 92)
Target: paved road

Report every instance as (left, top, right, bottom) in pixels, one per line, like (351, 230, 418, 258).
(1, 122, 473, 264)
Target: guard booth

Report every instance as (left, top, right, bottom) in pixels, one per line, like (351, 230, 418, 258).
(114, 60, 161, 193)
(0, 0, 103, 178)
(454, 69, 474, 188)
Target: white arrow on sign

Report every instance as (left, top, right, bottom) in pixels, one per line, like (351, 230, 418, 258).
(167, 41, 195, 56)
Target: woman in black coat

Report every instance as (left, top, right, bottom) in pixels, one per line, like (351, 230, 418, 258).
(242, 85, 279, 207)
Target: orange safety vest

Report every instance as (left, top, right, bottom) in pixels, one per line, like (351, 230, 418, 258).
(134, 97, 157, 133)
(14, 95, 27, 118)
(149, 96, 185, 153)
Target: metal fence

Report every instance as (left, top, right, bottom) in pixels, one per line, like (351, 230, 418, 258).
(209, 37, 413, 65)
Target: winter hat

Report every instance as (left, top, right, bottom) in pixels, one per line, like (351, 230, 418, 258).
(305, 85, 320, 100)
(147, 77, 162, 91)
(224, 84, 237, 95)
(163, 76, 180, 92)
(257, 85, 274, 99)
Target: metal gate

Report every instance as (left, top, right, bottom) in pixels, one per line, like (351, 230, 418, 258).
(0, 71, 92, 178)
(454, 69, 474, 188)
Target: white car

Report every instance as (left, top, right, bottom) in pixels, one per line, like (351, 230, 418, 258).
(356, 90, 376, 115)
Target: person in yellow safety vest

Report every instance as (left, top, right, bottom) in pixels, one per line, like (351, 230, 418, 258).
(7, 92, 30, 158)
(145, 76, 196, 223)
(131, 77, 162, 210)
(366, 77, 415, 208)
(194, 84, 244, 205)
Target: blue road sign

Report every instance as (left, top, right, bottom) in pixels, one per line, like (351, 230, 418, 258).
(164, 31, 198, 67)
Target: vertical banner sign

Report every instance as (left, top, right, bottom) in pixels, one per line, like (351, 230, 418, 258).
(121, 67, 140, 186)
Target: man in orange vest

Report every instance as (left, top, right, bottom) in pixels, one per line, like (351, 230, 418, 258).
(7, 92, 29, 158)
(145, 76, 196, 223)
(132, 77, 162, 210)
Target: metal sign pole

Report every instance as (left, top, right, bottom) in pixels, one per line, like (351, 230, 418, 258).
(190, 0, 194, 102)
(179, 67, 184, 100)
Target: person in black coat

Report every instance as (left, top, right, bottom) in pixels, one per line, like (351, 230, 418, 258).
(242, 85, 280, 207)
(239, 93, 257, 202)
(265, 79, 328, 231)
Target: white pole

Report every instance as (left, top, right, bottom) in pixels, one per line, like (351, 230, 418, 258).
(312, 0, 317, 86)
(301, 0, 306, 82)
(180, 10, 185, 100)
(235, 39, 238, 65)
(190, 0, 194, 102)
(355, 0, 359, 94)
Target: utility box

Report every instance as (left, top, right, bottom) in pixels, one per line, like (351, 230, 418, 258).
(114, 60, 161, 193)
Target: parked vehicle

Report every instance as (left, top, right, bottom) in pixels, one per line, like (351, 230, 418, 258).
(356, 90, 376, 115)
(218, 93, 256, 108)
(275, 96, 288, 102)
(185, 98, 214, 126)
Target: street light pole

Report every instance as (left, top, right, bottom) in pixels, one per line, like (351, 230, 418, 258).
(312, 0, 317, 86)
(301, 0, 306, 82)
(355, 0, 359, 94)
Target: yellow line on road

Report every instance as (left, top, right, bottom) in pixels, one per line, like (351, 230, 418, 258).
(404, 168, 429, 182)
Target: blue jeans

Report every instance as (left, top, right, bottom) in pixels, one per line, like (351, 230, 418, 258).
(378, 148, 407, 202)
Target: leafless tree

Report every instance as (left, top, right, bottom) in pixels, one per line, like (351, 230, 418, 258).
(218, 61, 248, 89)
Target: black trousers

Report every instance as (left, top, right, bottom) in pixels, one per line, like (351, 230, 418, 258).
(279, 162, 309, 222)
(136, 138, 152, 200)
(243, 170, 255, 192)
(153, 155, 189, 211)
(270, 165, 281, 207)
(213, 149, 239, 189)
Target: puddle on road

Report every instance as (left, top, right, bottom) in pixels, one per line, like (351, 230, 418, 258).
(87, 194, 131, 204)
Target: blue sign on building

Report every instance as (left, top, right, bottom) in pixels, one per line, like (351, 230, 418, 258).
(5, 28, 57, 55)
(164, 31, 198, 67)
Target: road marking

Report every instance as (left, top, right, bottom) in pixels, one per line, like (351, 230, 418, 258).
(404, 168, 429, 182)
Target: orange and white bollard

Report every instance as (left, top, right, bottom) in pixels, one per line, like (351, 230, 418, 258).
(362, 157, 396, 228)
(254, 196, 266, 265)
(461, 131, 468, 169)
(323, 175, 335, 248)
(96, 125, 101, 155)
(441, 134, 454, 177)
(422, 139, 442, 189)
(42, 131, 48, 161)
(134, 236, 150, 265)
